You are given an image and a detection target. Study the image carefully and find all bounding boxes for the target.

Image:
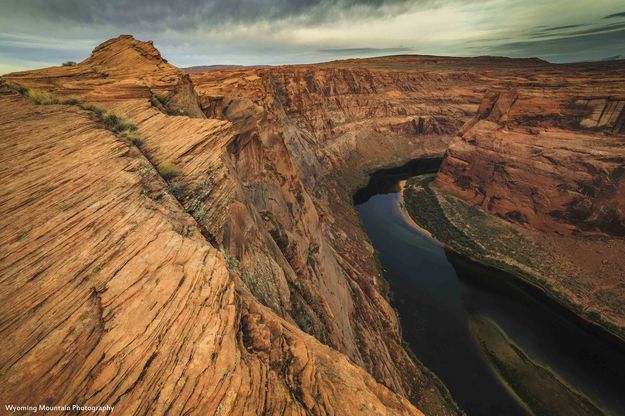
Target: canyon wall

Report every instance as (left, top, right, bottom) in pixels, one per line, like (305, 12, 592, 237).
(2, 34, 624, 415)
(432, 63, 625, 339)
(186, 59, 504, 410)
(1, 36, 468, 415)
(0, 83, 434, 415)
(435, 67, 625, 236)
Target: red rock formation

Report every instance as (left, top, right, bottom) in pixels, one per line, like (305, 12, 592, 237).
(436, 76, 625, 236)
(432, 64, 625, 340)
(6, 35, 205, 118)
(3, 34, 624, 415)
(187, 62, 484, 410)
(1, 35, 463, 415)
(0, 39, 426, 415)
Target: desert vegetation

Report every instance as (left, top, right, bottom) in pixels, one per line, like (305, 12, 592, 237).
(4, 80, 144, 147)
(157, 162, 181, 180)
(121, 130, 144, 146)
(5, 81, 78, 105)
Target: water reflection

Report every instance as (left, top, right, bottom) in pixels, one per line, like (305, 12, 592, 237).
(355, 167, 625, 416)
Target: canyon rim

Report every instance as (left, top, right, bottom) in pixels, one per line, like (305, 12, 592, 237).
(1, 1, 625, 415)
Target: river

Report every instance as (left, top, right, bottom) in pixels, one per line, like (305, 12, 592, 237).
(354, 160, 625, 416)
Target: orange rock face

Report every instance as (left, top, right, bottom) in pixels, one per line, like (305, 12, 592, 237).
(2, 34, 624, 415)
(435, 72, 625, 236)
(0, 37, 427, 416)
(431, 66, 625, 339)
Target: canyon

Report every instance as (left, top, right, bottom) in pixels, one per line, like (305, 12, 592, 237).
(0, 35, 624, 415)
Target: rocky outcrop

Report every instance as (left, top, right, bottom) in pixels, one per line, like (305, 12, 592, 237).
(577, 98, 625, 133)
(436, 85, 625, 236)
(0, 36, 462, 415)
(0, 57, 424, 415)
(432, 66, 625, 341)
(3, 34, 625, 415)
(7, 35, 205, 118)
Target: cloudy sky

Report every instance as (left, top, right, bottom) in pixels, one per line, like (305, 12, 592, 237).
(1, 0, 624, 74)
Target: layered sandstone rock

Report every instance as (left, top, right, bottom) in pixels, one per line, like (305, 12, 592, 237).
(0, 50, 425, 415)
(3, 33, 624, 416)
(433, 63, 625, 339)
(6, 35, 204, 118)
(436, 80, 625, 236)
(0, 36, 461, 415)
(186, 61, 495, 412)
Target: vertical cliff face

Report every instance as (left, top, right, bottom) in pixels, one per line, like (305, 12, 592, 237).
(188, 63, 491, 413)
(191, 58, 625, 404)
(0, 39, 439, 416)
(0, 36, 462, 415)
(436, 81, 625, 236)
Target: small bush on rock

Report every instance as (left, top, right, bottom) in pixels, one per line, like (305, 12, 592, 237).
(158, 162, 181, 180)
(4, 81, 28, 95)
(122, 130, 144, 146)
(62, 96, 81, 105)
(26, 89, 60, 105)
(101, 111, 137, 133)
(80, 104, 105, 117)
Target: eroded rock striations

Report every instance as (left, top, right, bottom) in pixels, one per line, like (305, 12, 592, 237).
(1, 86, 416, 415)
(436, 86, 625, 236)
(0, 35, 459, 415)
(2, 34, 624, 415)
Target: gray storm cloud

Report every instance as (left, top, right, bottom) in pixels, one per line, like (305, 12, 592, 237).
(0, 1, 624, 73)
(2, 0, 426, 29)
(605, 11, 625, 19)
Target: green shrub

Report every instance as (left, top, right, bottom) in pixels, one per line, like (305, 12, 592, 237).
(26, 89, 80, 105)
(157, 162, 181, 180)
(122, 130, 143, 146)
(62, 61, 77, 66)
(167, 181, 187, 198)
(79, 103, 105, 117)
(26, 89, 60, 105)
(101, 111, 137, 133)
(220, 248, 239, 271)
(4, 81, 80, 106)
(61, 96, 81, 105)
(193, 206, 208, 222)
(79, 105, 141, 139)
(4, 80, 28, 95)
(151, 93, 170, 108)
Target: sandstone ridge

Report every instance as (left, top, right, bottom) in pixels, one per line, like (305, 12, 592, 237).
(1, 35, 458, 415)
(2, 34, 625, 415)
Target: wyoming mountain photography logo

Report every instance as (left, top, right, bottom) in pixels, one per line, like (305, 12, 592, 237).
(4, 404, 114, 413)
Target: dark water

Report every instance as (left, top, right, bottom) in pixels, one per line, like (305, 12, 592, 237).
(354, 162, 625, 416)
